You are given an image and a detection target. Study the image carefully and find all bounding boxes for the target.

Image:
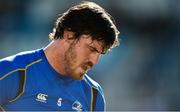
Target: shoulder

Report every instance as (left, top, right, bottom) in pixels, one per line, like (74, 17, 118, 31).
(83, 74, 104, 94)
(0, 49, 42, 77)
(0, 49, 43, 104)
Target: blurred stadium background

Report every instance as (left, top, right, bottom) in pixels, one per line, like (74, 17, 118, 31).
(0, 0, 180, 110)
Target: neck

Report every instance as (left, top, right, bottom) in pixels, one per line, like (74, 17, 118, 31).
(44, 40, 67, 75)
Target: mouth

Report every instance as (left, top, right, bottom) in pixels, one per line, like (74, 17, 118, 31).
(82, 65, 90, 71)
(80, 62, 93, 74)
(81, 65, 92, 73)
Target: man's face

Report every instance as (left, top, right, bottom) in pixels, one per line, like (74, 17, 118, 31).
(64, 35, 103, 80)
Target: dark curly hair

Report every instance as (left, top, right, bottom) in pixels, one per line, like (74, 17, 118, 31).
(49, 1, 120, 54)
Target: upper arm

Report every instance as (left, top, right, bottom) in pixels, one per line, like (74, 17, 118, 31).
(0, 59, 19, 106)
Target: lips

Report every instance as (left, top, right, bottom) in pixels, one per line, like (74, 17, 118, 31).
(81, 65, 91, 71)
(81, 62, 93, 74)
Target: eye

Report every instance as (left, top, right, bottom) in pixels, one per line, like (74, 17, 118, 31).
(88, 46, 96, 52)
(87, 45, 102, 54)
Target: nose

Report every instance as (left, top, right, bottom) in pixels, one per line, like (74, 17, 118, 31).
(89, 52, 101, 65)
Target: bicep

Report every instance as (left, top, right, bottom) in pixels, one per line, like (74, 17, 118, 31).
(0, 72, 19, 105)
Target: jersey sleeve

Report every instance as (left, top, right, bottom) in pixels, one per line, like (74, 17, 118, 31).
(0, 58, 19, 106)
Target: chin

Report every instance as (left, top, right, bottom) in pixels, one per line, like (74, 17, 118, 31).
(71, 75, 84, 80)
(71, 72, 84, 80)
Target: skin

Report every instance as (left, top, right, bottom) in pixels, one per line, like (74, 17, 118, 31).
(44, 31, 103, 80)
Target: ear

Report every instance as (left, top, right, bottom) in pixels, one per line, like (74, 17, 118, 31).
(63, 30, 75, 40)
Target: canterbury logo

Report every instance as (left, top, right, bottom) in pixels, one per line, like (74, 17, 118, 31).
(36, 93, 48, 103)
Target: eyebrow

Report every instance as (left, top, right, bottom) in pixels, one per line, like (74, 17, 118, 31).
(89, 45, 104, 54)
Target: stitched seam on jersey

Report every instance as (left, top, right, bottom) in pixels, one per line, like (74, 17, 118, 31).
(9, 69, 26, 103)
(9, 59, 42, 102)
(3, 59, 42, 103)
(25, 59, 42, 69)
(83, 78, 97, 111)
(0, 69, 24, 80)
(90, 87, 93, 111)
(0, 59, 42, 80)
(83, 78, 97, 89)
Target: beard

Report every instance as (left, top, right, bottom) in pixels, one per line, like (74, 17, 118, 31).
(63, 42, 93, 80)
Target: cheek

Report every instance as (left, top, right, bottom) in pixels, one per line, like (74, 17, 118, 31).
(73, 51, 84, 66)
(76, 47, 89, 62)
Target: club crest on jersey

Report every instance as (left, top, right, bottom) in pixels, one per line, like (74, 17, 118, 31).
(36, 93, 48, 103)
(72, 100, 83, 111)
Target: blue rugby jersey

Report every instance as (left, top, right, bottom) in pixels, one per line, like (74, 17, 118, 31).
(0, 49, 105, 111)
